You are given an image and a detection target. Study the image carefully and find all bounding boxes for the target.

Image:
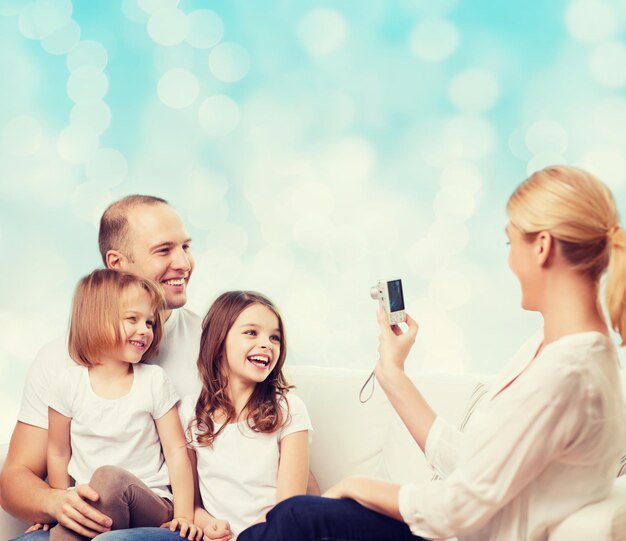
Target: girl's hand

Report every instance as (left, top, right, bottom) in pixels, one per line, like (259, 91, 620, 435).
(24, 523, 52, 533)
(374, 306, 418, 376)
(161, 517, 203, 540)
(203, 517, 232, 541)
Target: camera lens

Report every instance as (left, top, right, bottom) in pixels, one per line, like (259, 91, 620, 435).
(370, 286, 381, 300)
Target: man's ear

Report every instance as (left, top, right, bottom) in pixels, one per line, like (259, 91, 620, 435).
(105, 250, 127, 270)
(536, 231, 553, 267)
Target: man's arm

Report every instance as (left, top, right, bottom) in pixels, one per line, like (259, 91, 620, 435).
(0, 421, 112, 536)
(1, 422, 51, 522)
(47, 409, 71, 490)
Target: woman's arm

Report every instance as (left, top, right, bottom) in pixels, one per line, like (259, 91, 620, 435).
(155, 406, 195, 524)
(324, 476, 403, 520)
(374, 307, 436, 452)
(47, 408, 72, 490)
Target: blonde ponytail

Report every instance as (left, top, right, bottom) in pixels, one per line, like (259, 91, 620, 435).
(606, 227, 626, 346)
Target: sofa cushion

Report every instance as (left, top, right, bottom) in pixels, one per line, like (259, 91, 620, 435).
(380, 372, 486, 485)
(288, 365, 393, 492)
(548, 476, 626, 541)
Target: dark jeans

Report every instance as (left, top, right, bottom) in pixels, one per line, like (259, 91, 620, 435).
(11, 529, 181, 541)
(238, 496, 425, 541)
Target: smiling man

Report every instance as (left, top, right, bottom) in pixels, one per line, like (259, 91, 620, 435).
(0, 196, 202, 540)
(100, 196, 200, 397)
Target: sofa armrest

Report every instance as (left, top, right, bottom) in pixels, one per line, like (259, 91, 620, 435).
(0, 443, 32, 539)
(549, 477, 626, 541)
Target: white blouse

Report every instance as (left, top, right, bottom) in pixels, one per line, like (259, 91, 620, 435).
(399, 331, 625, 541)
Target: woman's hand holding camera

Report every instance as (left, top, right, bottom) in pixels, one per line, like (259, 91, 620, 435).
(374, 306, 419, 379)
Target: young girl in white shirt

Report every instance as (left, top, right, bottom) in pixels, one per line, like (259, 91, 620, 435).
(180, 291, 312, 540)
(239, 166, 626, 541)
(43, 269, 199, 541)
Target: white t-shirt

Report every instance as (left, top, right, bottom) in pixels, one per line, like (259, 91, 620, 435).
(47, 363, 178, 499)
(399, 331, 625, 541)
(18, 307, 202, 429)
(179, 393, 312, 536)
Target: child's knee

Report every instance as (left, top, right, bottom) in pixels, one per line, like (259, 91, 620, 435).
(89, 465, 135, 499)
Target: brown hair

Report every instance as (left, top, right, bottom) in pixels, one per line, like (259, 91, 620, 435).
(192, 291, 292, 446)
(98, 195, 168, 264)
(507, 165, 626, 345)
(69, 269, 166, 367)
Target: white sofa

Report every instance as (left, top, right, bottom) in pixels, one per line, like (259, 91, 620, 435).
(2, 365, 626, 540)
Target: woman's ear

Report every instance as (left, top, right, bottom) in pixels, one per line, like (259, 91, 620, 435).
(536, 231, 554, 266)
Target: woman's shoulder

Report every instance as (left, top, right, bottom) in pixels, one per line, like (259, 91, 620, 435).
(541, 331, 616, 371)
(534, 332, 619, 398)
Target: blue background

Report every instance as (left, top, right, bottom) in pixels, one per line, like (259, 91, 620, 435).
(1, 0, 626, 443)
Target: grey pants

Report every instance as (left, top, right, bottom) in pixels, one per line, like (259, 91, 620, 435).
(50, 466, 173, 541)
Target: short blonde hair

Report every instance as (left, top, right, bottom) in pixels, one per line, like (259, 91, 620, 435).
(507, 165, 626, 345)
(69, 269, 166, 367)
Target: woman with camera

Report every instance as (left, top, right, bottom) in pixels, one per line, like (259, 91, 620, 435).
(239, 165, 626, 541)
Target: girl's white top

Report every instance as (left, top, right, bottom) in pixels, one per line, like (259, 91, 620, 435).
(399, 331, 626, 541)
(180, 393, 312, 535)
(47, 363, 179, 499)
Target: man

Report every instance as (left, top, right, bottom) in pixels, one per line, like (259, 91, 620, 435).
(0, 195, 201, 539)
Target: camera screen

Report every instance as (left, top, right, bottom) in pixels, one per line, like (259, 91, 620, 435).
(388, 279, 405, 312)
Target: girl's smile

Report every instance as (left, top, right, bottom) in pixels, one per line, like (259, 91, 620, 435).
(115, 286, 156, 365)
(247, 354, 272, 369)
(224, 303, 281, 385)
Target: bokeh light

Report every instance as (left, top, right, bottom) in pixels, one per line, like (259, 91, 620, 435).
(67, 40, 108, 71)
(565, 0, 617, 43)
(588, 41, 626, 88)
(2, 116, 43, 156)
(297, 8, 347, 56)
(186, 9, 223, 49)
(2, 0, 626, 447)
(157, 68, 199, 108)
(448, 69, 499, 113)
(57, 124, 99, 164)
(70, 100, 111, 134)
(147, 7, 188, 46)
(409, 17, 459, 62)
(580, 147, 626, 190)
(18, 0, 73, 40)
(67, 66, 108, 102)
(40, 18, 80, 55)
(85, 148, 128, 187)
(138, 0, 179, 15)
(525, 120, 569, 155)
(208, 42, 250, 83)
(198, 95, 240, 136)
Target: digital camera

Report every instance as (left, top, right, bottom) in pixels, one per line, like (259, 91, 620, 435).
(370, 279, 406, 325)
